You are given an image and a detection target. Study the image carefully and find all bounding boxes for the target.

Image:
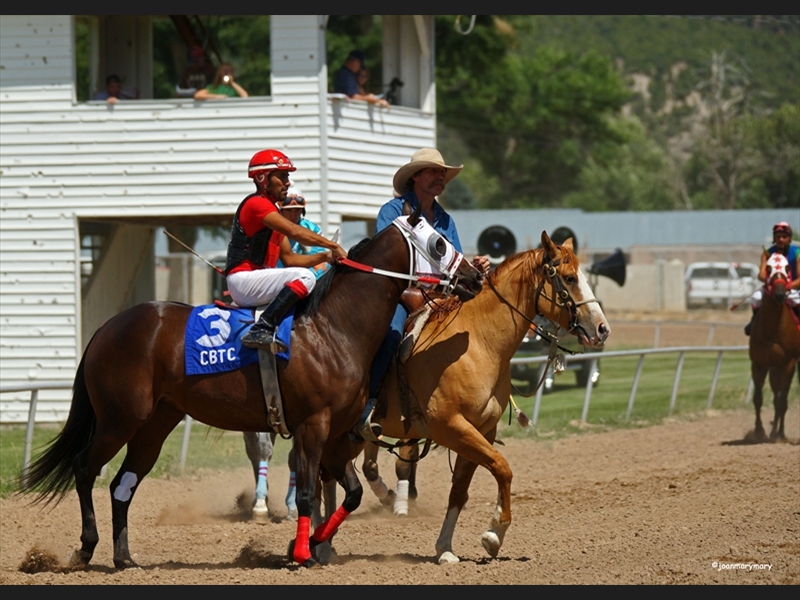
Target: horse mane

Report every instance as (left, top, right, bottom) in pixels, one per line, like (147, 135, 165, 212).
(297, 237, 372, 320)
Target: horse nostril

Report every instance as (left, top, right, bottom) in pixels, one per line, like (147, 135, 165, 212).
(599, 323, 609, 338)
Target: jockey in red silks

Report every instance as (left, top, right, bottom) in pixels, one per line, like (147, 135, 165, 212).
(224, 149, 347, 352)
(744, 221, 800, 335)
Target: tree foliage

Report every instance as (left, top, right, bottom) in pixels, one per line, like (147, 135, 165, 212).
(142, 15, 799, 211)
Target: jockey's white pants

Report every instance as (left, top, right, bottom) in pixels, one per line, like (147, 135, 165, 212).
(226, 267, 315, 308)
(749, 287, 800, 309)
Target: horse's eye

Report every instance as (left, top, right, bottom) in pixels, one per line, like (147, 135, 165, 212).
(427, 234, 445, 259)
(564, 275, 576, 285)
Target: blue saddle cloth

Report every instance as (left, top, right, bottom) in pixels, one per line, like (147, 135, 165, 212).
(184, 303, 293, 376)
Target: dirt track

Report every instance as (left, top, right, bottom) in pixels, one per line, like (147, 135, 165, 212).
(2, 403, 798, 585)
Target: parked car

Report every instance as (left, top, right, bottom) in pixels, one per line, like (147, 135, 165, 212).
(510, 315, 601, 394)
(684, 261, 759, 307)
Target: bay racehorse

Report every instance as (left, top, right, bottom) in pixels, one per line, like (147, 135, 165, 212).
(748, 252, 800, 441)
(20, 206, 484, 570)
(353, 232, 609, 563)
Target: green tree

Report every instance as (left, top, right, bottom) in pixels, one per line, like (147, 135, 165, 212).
(562, 115, 682, 211)
(436, 17, 631, 208)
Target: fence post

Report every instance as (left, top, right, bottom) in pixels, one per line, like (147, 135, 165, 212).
(706, 351, 724, 409)
(706, 324, 716, 346)
(22, 389, 39, 487)
(180, 415, 193, 472)
(580, 358, 597, 423)
(626, 354, 646, 421)
(532, 363, 546, 428)
(669, 351, 686, 413)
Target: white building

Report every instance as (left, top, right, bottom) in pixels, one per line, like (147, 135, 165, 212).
(0, 15, 438, 422)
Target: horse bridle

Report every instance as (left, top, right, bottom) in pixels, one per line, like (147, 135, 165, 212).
(489, 251, 600, 399)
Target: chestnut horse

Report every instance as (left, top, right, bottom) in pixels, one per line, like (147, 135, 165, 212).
(20, 207, 484, 570)
(749, 252, 800, 441)
(355, 231, 609, 563)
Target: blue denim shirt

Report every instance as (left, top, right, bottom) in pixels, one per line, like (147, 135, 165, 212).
(375, 191, 464, 253)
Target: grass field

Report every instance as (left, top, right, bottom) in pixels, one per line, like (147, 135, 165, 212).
(0, 423, 293, 499)
(503, 347, 799, 439)
(2, 346, 797, 498)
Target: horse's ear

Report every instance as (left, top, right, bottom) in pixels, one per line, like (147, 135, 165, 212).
(407, 202, 422, 227)
(541, 231, 558, 260)
(562, 237, 574, 252)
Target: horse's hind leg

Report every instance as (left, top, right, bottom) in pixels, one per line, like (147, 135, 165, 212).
(393, 442, 418, 516)
(70, 428, 132, 569)
(108, 403, 185, 569)
(243, 431, 274, 521)
(285, 446, 298, 521)
(362, 442, 395, 508)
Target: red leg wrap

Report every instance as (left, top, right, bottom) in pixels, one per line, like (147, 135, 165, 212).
(293, 516, 311, 564)
(312, 505, 351, 543)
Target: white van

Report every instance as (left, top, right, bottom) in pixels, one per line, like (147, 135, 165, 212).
(685, 261, 759, 307)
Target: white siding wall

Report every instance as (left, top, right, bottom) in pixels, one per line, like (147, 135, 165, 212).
(0, 14, 437, 423)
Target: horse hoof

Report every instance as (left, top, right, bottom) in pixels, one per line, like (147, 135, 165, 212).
(301, 558, 321, 569)
(481, 531, 501, 558)
(380, 490, 396, 508)
(312, 541, 335, 566)
(437, 551, 460, 565)
(252, 499, 268, 515)
(113, 557, 140, 570)
(393, 507, 408, 517)
(68, 549, 91, 569)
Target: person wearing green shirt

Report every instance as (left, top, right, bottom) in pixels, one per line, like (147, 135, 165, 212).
(194, 62, 248, 100)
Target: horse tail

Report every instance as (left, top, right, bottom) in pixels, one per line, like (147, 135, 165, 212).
(19, 349, 96, 506)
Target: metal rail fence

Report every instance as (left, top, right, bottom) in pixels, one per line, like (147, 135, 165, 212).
(4, 343, 752, 480)
(510, 345, 751, 427)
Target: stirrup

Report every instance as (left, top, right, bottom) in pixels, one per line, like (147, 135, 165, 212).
(242, 327, 287, 353)
(351, 398, 382, 443)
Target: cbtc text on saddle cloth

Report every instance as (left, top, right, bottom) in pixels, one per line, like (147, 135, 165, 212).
(184, 303, 293, 375)
(184, 304, 259, 375)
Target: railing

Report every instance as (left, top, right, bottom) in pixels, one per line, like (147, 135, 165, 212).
(3, 342, 751, 478)
(510, 345, 750, 427)
(0, 382, 195, 482)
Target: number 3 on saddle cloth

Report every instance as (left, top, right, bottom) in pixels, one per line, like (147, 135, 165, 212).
(183, 301, 293, 376)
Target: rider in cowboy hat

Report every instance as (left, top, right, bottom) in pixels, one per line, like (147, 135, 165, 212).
(358, 148, 490, 441)
(225, 149, 347, 352)
(744, 220, 800, 335)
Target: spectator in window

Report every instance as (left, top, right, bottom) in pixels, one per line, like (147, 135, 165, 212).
(194, 63, 248, 100)
(93, 74, 124, 104)
(177, 45, 216, 97)
(333, 50, 389, 109)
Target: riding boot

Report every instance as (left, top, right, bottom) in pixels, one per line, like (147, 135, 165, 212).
(242, 287, 302, 352)
(744, 307, 758, 336)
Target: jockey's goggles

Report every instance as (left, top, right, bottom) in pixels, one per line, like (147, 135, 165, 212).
(280, 196, 306, 209)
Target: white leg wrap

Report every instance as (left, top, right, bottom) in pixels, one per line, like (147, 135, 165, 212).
(368, 477, 390, 501)
(394, 480, 409, 516)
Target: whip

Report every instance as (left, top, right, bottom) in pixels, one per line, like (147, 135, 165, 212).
(163, 229, 225, 275)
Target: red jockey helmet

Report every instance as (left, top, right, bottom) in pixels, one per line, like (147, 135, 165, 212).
(248, 149, 296, 178)
(773, 221, 792, 237)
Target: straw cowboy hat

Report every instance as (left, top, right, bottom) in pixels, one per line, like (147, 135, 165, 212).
(392, 148, 463, 196)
